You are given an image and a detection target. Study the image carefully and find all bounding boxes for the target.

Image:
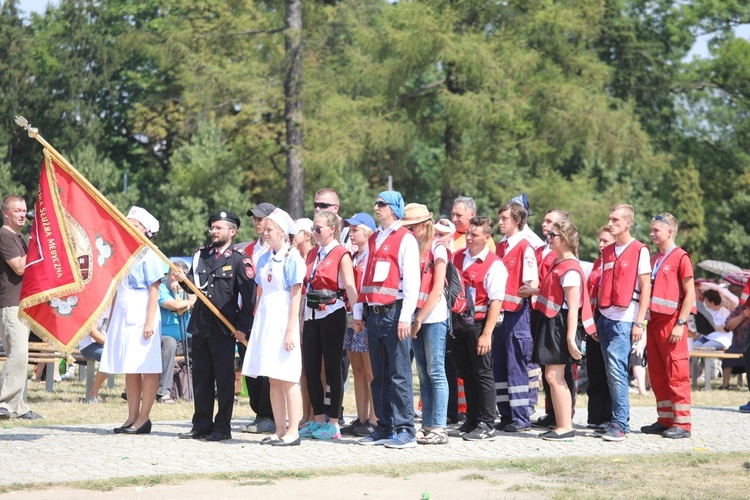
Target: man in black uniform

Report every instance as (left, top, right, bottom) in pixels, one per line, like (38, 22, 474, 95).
(177, 211, 256, 441)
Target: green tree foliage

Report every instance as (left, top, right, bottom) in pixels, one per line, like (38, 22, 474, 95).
(1, 0, 749, 263)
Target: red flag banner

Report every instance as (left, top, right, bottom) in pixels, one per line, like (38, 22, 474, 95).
(19, 150, 147, 352)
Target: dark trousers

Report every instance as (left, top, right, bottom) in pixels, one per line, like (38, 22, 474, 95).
(303, 308, 347, 418)
(493, 304, 532, 427)
(445, 338, 461, 421)
(451, 321, 496, 427)
(586, 335, 612, 425)
(541, 363, 576, 422)
(191, 334, 236, 436)
(236, 341, 273, 419)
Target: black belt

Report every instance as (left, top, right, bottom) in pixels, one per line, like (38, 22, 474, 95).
(367, 300, 403, 315)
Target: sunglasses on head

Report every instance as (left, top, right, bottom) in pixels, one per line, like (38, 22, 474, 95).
(546, 230, 561, 239)
(314, 202, 336, 209)
(652, 214, 672, 228)
(374, 200, 388, 208)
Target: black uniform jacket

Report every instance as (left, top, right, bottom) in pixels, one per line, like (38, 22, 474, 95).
(182, 243, 257, 338)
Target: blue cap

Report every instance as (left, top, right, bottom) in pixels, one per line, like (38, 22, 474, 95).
(344, 213, 377, 233)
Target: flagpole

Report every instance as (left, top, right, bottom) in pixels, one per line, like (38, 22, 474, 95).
(15, 116, 247, 346)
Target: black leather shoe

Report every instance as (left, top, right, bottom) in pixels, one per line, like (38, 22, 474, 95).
(531, 415, 555, 429)
(504, 423, 531, 433)
(662, 426, 691, 439)
(204, 432, 231, 442)
(493, 417, 513, 431)
(114, 421, 136, 434)
(260, 435, 280, 445)
(122, 420, 152, 435)
(640, 422, 670, 435)
(272, 436, 300, 447)
(178, 430, 209, 439)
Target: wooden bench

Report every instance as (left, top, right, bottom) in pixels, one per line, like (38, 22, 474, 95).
(690, 348, 744, 392)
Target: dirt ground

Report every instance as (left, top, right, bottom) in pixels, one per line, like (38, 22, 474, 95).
(2, 470, 544, 499)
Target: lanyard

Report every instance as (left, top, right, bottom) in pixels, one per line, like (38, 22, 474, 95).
(651, 245, 677, 282)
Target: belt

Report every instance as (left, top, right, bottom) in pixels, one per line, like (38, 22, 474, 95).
(367, 300, 403, 315)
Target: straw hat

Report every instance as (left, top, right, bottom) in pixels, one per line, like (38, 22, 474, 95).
(401, 203, 433, 226)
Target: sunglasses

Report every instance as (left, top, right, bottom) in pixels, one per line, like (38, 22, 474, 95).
(652, 214, 672, 228)
(314, 202, 336, 209)
(374, 201, 388, 208)
(313, 225, 327, 234)
(546, 230, 561, 239)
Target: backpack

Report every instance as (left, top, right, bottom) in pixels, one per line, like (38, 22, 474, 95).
(443, 260, 475, 330)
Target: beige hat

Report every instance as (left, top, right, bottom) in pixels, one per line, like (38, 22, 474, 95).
(434, 218, 455, 235)
(401, 203, 433, 226)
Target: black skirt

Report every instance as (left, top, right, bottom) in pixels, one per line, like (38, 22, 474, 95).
(531, 309, 583, 366)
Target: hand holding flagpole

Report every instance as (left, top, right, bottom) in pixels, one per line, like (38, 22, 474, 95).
(15, 116, 248, 346)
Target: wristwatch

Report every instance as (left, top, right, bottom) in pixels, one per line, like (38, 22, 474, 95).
(677, 318, 687, 326)
(635, 321, 645, 329)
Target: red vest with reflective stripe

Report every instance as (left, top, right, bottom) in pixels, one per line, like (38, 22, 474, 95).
(359, 226, 409, 305)
(497, 238, 530, 312)
(598, 240, 647, 309)
(587, 257, 603, 308)
(417, 240, 447, 309)
(305, 244, 348, 294)
(742, 281, 750, 306)
(535, 259, 596, 335)
(536, 246, 557, 283)
(649, 247, 696, 316)
(453, 248, 501, 321)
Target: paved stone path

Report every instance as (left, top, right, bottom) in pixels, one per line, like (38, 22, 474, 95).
(1, 406, 748, 487)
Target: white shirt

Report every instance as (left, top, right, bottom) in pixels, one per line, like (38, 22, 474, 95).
(353, 221, 420, 324)
(251, 239, 270, 271)
(461, 247, 508, 303)
(705, 306, 732, 347)
(599, 242, 651, 322)
(421, 241, 449, 324)
(304, 241, 346, 321)
(560, 267, 583, 310)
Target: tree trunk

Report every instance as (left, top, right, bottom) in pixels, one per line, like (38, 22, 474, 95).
(284, 0, 304, 219)
(440, 63, 461, 215)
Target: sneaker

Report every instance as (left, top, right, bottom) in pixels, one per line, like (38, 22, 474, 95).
(384, 429, 417, 449)
(540, 430, 575, 442)
(593, 423, 610, 437)
(353, 420, 376, 437)
(447, 421, 476, 437)
(299, 421, 324, 438)
(340, 419, 362, 435)
(662, 426, 691, 439)
(243, 417, 276, 434)
(601, 423, 626, 442)
(740, 402, 750, 413)
(312, 422, 341, 440)
(359, 429, 395, 446)
(640, 422, 670, 435)
(504, 423, 531, 433)
(462, 422, 498, 441)
(493, 417, 513, 431)
(84, 397, 99, 404)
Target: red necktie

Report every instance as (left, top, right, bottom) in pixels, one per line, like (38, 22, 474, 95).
(498, 240, 509, 258)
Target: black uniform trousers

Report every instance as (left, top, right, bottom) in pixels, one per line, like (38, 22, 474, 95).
(450, 320, 496, 427)
(192, 334, 237, 436)
(236, 341, 273, 420)
(585, 335, 611, 425)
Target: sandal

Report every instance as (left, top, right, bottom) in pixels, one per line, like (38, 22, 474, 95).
(156, 395, 176, 404)
(418, 429, 448, 445)
(415, 427, 429, 440)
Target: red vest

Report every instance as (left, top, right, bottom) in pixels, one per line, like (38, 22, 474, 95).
(496, 238, 530, 312)
(453, 248, 501, 321)
(305, 244, 348, 294)
(359, 226, 409, 305)
(742, 281, 750, 306)
(352, 250, 367, 295)
(649, 247, 696, 316)
(417, 240, 447, 310)
(536, 245, 557, 283)
(587, 257, 603, 308)
(534, 259, 596, 334)
(598, 240, 647, 309)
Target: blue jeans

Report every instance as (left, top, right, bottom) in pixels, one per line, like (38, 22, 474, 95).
(366, 303, 415, 436)
(413, 319, 449, 428)
(596, 316, 632, 432)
